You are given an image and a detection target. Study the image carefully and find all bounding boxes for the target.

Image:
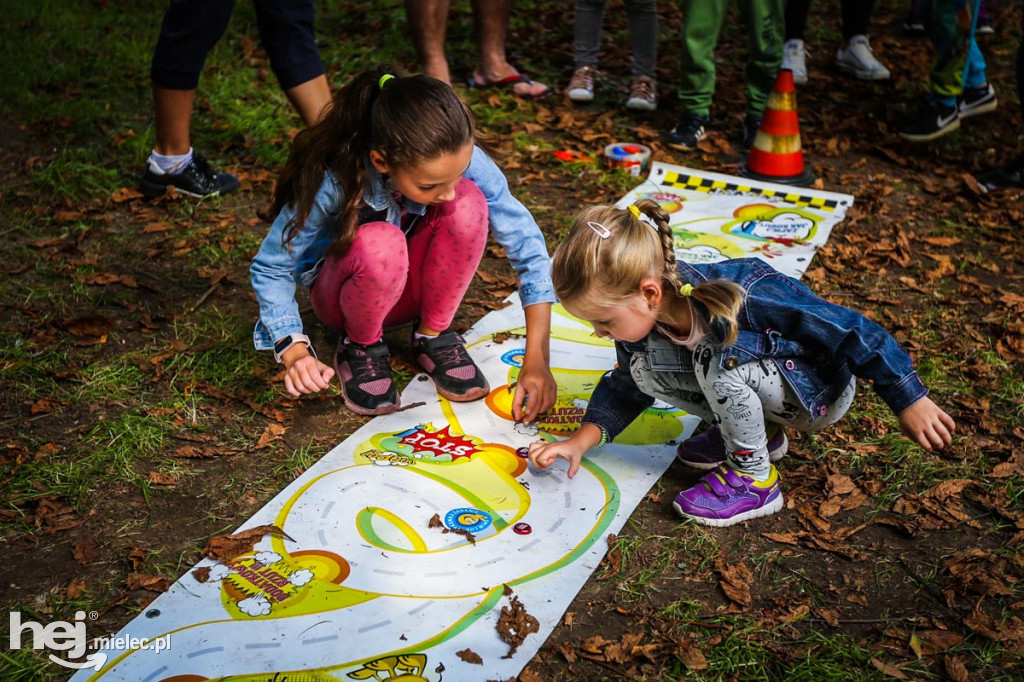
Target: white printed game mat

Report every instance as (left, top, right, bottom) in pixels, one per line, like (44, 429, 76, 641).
(71, 164, 852, 682)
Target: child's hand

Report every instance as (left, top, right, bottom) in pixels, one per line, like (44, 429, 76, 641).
(527, 438, 587, 479)
(512, 363, 557, 423)
(283, 346, 335, 397)
(898, 397, 955, 451)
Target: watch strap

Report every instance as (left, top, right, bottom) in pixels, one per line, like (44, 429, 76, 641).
(273, 333, 314, 364)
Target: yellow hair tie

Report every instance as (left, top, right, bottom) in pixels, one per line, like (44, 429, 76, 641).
(679, 283, 694, 297)
(627, 204, 641, 219)
(378, 73, 395, 89)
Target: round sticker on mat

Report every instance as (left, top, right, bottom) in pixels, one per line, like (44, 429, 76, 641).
(445, 508, 492, 533)
(500, 349, 525, 368)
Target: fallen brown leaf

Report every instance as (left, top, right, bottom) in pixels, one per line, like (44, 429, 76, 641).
(126, 573, 169, 593)
(202, 524, 294, 562)
(65, 577, 86, 599)
(496, 594, 540, 658)
(715, 552, 753, 609)
(73, 533, 99, 563)
(945, 655, 969, 682)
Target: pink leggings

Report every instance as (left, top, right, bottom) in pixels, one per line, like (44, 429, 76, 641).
(310, 178, 489, 345)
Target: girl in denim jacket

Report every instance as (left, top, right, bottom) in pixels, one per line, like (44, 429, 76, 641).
(528, 199, 955, 527)
(251, 66, 557, 418)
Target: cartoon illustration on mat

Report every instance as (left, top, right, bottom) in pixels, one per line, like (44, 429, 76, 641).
(722, 204, 820, 243)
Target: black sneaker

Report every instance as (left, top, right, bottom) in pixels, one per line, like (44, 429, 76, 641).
(958, 84, 997, 119)
(140, 153, 241, 199)
(333, 339, 399, 415)
(978, 154, 1024, 192)
(667, 113, 710, 151)
(411, 330, 489, 402)
(897, 98, 959, 142)
(741, 115, 761, 152)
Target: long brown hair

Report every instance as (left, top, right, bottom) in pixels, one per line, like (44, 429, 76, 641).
(270, 65, 476, 256)
(552, 199, 747, 345)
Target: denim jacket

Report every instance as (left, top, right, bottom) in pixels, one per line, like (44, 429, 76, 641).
(250, 146, 556, 350)
(583, 258, 929, 442)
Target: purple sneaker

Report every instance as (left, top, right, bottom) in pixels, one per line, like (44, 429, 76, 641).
(334, 339, 399, 416)
(676, 425, 788, 470)
(412, 330, 489, 402)
(672, 464, 783, 527)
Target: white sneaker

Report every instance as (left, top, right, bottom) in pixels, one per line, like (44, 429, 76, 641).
(782, 39, 808, 85)
(836, 35, 891, 81)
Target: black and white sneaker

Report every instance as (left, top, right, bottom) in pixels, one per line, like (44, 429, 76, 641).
(334, 339, 399, 415)
(898, 98, 959, 142)
(978, 154, 1024, 192)
(667, 114, 709, 151)
(958, 84, 997, 119)
(140, 153, 240, 199)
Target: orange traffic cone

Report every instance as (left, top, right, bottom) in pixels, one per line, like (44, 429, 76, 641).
(741, 68, 815, 186)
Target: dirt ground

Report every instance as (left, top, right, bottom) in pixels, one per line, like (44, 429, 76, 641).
(2, 2, 1024, 681)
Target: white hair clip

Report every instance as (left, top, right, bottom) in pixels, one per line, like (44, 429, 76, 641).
(587, 221, 611, 239)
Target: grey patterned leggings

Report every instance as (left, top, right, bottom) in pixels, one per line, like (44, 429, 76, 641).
(631, 339, 856, 478)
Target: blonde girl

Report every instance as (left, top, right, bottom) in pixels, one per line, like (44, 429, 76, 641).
(528, 199, 954, 527)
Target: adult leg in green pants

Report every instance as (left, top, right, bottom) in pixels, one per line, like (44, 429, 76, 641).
(898, 0, 997, 141)
(667, 0, 784, 152)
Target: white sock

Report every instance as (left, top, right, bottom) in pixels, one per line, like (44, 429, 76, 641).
(413, 331, 438, 340)
(148, 147, 193, 175)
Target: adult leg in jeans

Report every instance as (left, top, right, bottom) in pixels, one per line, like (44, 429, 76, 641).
(573, 0, 607, 69)
(624, 0, 658, 78)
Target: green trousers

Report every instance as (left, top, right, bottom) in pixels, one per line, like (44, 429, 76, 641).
(677, 0, 785, 120)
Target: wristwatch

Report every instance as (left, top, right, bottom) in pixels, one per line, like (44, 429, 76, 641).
(273, 333, 315, 364)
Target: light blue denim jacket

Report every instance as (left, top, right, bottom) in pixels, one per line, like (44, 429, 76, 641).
(583, 258, 930, 442)
(250, 146, 555, 350)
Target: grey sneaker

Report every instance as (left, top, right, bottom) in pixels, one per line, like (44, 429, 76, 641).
(626, 75, 657, 111)
(567, 65, 596, 102)
(835, 35, 890, 81)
